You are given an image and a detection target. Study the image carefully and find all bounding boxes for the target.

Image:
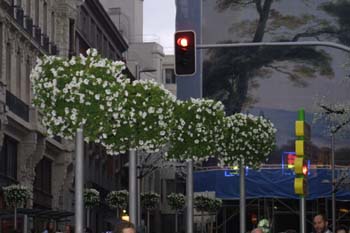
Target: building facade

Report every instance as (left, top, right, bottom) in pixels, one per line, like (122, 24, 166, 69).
(0, 0, 129, 232)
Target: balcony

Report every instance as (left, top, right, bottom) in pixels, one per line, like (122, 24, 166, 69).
(6, 90, 29, 122)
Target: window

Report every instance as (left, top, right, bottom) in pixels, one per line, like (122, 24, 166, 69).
(34, 157, 52, 194)
(50, 11, 55, 41)
(69, 19, 75, 56)
(16, 48, 21, 97)
(43, 2, 47, 34)
(34, 0, 39, 25)
(80, 8, 89, 37)
(6, 43, 11, 91)
(26, 0, 31, 16)
(0, 136, 18, 180)
(90, 20, 96, 46)
(25, 57, 31, 103)
(165, 68, 175, 84)
(0, 23, 2, 77)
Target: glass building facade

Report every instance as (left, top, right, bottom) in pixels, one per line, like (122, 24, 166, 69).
(202, 0, 350, 167)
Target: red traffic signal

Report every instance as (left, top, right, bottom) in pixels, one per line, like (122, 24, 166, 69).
(175, 30, 196, 76)
(177, 37, 189, 48)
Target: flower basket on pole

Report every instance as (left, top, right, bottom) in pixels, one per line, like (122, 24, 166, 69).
(165, 98, 225, 233)
(141, 192, 160, 233)
(31, 49, 128, 233)
(83, 188, 100, 227)
(3, 184, 30, 230)
(220, 113, 277, 168)
(220, 113, 277, 233)
(106, 190, 129, 219)
(167, 193, 186, 233)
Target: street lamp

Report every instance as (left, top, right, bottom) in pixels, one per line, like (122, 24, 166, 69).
(128, 66, 157, 228)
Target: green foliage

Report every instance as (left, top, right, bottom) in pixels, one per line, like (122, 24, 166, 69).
(100, 80, 176, 154)
(84, 188, 100, 208)
(106, 190, 129, 209)
(194, 195, 222, 212)
(165, 98, 226, 162)
(3, 185, 30, 208)
(167, 193, 186, 211)
(141, 192, 160, 210)
(220, 113, 277, 168)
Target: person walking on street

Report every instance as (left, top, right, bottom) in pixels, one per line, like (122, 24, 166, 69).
(114, 221, 136, 233)
(313, 214, 332, 233)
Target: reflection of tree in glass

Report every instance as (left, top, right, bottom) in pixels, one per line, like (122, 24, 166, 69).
(203, 0, 350, 114)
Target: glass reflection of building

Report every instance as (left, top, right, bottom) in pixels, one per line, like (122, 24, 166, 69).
(202, 0, 350, 167)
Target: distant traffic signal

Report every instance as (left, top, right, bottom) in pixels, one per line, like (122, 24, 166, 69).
(175, 30, 196, 76)
(294, 109, 310, 196)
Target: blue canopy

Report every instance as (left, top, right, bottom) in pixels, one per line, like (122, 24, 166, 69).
(194, 168, 350, 200)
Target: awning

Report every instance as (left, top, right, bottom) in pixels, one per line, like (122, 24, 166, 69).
(0, 208, 74, 220)
(194, 168, 350, 200)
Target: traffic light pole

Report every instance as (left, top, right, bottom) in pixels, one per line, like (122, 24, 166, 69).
(197, 41, 350, 53)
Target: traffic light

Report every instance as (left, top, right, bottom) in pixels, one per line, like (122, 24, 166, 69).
(294, 109, 310, 196)
(175, 30, 196, 76)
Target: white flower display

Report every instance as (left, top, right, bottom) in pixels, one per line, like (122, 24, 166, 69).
(101, 79, 176, 154)
(141, 192, 160, 210)
(106, 190, 129, 209)
(165, 98, 226, 162)
(31, 49, 127, 143)
(219, 113, 277, 168)
(83, 188, 100, 208)
(3, 184, 30, 207)
(194, 195, 222, 213)
(167, 193, 186, 211)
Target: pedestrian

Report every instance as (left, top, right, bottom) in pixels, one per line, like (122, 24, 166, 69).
(43, 222, 55, 233)
(336, 225, 348, 233)
(114, 221, 136, 233)
(251, 228, 264, 233)
(313, 214, 331, 233)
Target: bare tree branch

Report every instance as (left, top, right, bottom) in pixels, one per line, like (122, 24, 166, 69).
(292, 28, 339, 41)
(332, 118, 350, 134)
(320, 104, 345, 114)
(256, 0, 262, 15)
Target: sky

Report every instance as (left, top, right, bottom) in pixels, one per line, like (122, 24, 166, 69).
(143, 0, 176, 54)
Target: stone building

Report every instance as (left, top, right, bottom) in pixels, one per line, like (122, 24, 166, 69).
(0, 0, 128, 232)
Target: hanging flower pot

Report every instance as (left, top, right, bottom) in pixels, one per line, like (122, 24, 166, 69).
(220, 113, 277, 168)
(106, 190, 129, 219)
(3, 184, 30, 230)
(31, 48, 128, 145)
(101, 79, 176, 154)
(165, 98, 226, 162)
(84, 188, 100, 208)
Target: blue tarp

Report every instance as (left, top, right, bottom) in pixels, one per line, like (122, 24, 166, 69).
(194, 168, 350, 200)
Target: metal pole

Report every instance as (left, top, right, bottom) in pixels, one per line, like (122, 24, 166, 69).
(75, 127, 84, 233)
(331, 133, 336, 233)
(137, 157, 141, 228)
(186, 160, 193, 233)
(300, 197, 306, 233)
(129, 149, 137, 224)
(197, 41, 350, 53)
(14, 206, 17, 230)
(240, 162, 246, 233)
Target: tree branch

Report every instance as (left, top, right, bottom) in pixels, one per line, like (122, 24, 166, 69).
(320, 104, 345, 114)
(292, 28, 339, 41)
(255, 0, 262, 15)
(332, 118, 350, 134)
